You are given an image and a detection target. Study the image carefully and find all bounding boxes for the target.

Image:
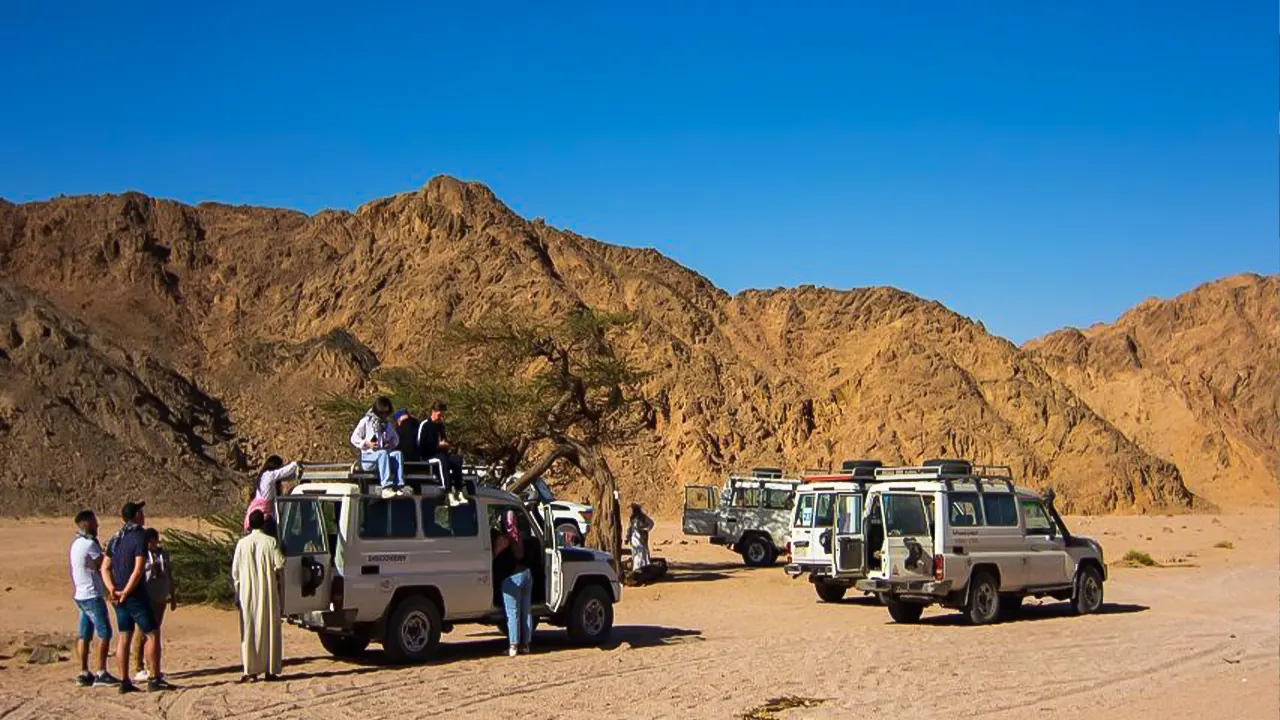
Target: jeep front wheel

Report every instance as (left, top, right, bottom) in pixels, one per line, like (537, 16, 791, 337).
(383, 596, 442, 663)
(814, 581, 847, 603)
(1072, 565, 1104, 615)
(885, 597, 924, 623)
(741, 536, 776, 567)
(964, 572, 1001, 625)
(567, 584, 614, 645)
(318, 631, 371, 659)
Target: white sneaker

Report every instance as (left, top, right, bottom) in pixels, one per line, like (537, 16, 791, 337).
(133, 670, 149, 683)
(508, 646, 518, 658)
(380, 487, 398, 500)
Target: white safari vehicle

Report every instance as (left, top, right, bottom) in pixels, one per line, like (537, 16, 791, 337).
(682, 468, 800, 566)
(854, 460, 1106, 625)
(784, 460, 882, 602)
(275, 462, 621, 662)
(501, 473, 594, 537)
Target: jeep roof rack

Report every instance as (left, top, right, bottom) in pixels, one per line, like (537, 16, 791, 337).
(297, 460, 482, 495)
(873, 462, 1016, 493)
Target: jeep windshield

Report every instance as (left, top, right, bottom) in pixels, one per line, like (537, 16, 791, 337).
(882, 494, 930, 537)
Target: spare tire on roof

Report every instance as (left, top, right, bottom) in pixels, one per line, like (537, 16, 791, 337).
(922, 458, 973, 475)
(840, 459, 883, 479)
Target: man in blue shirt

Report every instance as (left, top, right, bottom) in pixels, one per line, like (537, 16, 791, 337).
(102, 502, 173, 694)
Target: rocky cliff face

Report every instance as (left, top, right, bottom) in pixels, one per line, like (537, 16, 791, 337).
(1, 177, 1263, 515)
(1026, 274, 1278, 508)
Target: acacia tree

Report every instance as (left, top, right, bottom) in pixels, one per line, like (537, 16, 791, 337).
(326, 308, 650, 570)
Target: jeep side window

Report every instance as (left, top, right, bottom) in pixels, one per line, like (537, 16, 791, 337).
(793, 494, 815, 527)
(948, 492, 984, 527)
(763, 489, 792, 510)
(731, 488, 761, 508)
(422, 497, 479, 538)
(982, 494, 1019, 527)
(359, 497, 418, 539)
(1021, 499, 1054, 535)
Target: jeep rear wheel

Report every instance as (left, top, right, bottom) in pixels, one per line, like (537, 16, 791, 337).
(318, 631, 370, 659)
(885, 598, 924, 623)
(741, 536, 776, 567)
(567, 584, 614, 645)
(383, 597, 442, 663)
(1072, 565, 1104, 615)
(964, 572, 1001, 625)
(814, 581, 847, 603)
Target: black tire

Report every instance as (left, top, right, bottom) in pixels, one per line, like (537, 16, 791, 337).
(998, 595, 1024, 618)
(885, 598, 925, 623)
(318, 631, 371, 659)
(1072, 565, 1104, 615)
(964, 572, 1001, 625)
(814, 582, 847, 603)
(741, 536, 775, 567)
(566, 584, 614, 645)
(382, 596, 442, 663)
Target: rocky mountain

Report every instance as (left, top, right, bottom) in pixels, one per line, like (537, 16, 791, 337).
(0, 177, 1263, 516)
(1026, 274, 1278, 508)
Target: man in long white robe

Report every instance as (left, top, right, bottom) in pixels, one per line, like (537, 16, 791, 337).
(232, 512, 285, 681)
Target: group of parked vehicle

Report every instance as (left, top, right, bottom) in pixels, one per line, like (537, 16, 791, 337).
(265, 454, 1104, 666)
(683, 459, 1107, 625)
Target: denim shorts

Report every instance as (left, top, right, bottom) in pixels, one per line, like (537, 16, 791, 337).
(75, 597, 114, 641)
(114, 593, 158, 635)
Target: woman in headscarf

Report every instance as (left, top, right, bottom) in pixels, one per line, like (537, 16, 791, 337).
(491, 511, 533, 657)
(243, 455, 299, 536)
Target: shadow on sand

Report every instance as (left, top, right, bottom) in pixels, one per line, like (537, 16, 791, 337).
(914, 602, 1150, 627)
(169, 624, 704, 687)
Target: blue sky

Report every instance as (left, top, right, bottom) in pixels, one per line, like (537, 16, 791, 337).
(1, 2, 1274, 343)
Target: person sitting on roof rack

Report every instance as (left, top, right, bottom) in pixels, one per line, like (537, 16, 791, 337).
(350, 397, 406, 499)
(419, 401, 467, 507)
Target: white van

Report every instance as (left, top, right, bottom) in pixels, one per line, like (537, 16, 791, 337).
(276, 463, 621, 662)
(682, 468, 799, 566)
(854, 460, 1106, 624)
(784, 461, 881, 602)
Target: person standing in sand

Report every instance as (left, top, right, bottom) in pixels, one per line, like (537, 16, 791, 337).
(131, 528, 176, 684)
(232, 510, 285, 682)
(629, 503, 654, 574)
(69, 510, 120, 688)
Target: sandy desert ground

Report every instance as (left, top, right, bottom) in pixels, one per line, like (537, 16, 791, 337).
(0, 512, 1275, 720)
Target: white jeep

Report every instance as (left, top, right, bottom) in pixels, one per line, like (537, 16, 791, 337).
(853, 460, 1106, 625)
(783, 460, 883, 602)
(682, 468, 799, 567)
(276, 463, 621, 662)
(502, 473, 593, 537)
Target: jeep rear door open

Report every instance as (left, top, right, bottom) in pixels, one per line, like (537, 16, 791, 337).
(831, 493, 864, 577)
(879, 493, 933, 583)
(276, 496, 334, 615)
(682, 485, 719, 536)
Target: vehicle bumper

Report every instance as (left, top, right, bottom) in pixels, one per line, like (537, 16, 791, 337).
(856, 578, 953, 598)
(288, 608, 358, 630)
(784, 562, 832, 579)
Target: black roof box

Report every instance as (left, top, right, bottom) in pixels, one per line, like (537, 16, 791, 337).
(840, 459, 883, 479)
(922, 458, 973, 475)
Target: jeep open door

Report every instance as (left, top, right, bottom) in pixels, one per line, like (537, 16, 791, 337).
(682, 485, 719, 536)
(542, 503, 568, 612)
(831, 493, 864, 577)
(876, 492, 934, 583)
(276, 496, 334, 615)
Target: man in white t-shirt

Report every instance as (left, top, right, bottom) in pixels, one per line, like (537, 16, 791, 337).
(69, 510, 119, 688)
